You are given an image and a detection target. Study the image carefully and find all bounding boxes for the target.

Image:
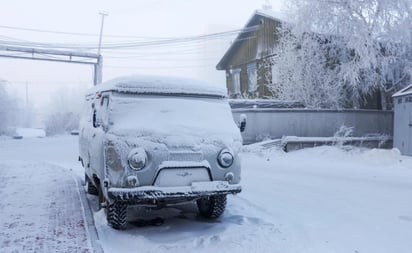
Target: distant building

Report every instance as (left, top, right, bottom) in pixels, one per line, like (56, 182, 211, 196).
(216, 10, 280, 99)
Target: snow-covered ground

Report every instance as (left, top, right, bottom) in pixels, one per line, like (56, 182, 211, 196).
(1, 134, 412, 253)
(0, 134, 93, 252)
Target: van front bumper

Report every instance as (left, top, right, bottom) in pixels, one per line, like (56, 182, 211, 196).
(107, 181, 241, 204)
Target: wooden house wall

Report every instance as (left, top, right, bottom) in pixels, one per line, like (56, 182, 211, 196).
(225, 16, 281, 99)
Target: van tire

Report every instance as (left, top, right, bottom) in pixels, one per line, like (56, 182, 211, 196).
(107, 201, 128, 230)
(85, 175, 98, 196)
(197, 194, 227, 219)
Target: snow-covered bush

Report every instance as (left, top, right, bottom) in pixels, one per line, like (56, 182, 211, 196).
(0, 79, 19, 136)
(43, 87, 84, 136)
(333, 125, 354, 147)
(268, 0, 412, 109)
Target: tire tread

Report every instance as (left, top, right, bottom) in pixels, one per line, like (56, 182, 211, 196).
(197, 194, 227, 219)
(107, 201, 128, 230)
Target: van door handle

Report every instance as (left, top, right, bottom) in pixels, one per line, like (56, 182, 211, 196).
(409, 124, 412, 127)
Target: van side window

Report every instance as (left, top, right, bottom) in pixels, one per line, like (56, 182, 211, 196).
(101, 96, 109, 107)
(101, 97, 109, 125)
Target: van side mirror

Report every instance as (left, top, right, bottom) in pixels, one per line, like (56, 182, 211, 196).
(239, 114, 247, 132)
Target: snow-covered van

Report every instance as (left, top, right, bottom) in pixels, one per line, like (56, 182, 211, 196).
(79, 76, 244, 229)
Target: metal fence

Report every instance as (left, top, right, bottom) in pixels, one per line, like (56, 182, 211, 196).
(232, 109, 394, 144)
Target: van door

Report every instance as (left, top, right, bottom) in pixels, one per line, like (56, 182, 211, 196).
(89, 95, 110, 180)
(79, 98, 94, 171)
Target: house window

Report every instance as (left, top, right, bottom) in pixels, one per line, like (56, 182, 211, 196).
(231, 68, 241, 95)
(247, 63, 257, 92)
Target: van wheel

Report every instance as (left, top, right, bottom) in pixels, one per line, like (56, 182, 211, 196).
(107, 201, 128, 230)
(197, 194, 227, 219)
(85, 175, 98, 195)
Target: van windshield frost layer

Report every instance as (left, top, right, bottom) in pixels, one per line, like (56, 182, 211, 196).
(107, 95, 241, 140)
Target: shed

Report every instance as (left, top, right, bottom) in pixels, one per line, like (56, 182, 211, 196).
(393, 84, 412, 155)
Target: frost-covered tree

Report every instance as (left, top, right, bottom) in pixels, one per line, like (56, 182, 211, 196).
(44, 87, 85, 136)
(268, 0, 412, 109)
(269, 32, 346, 108)
(0, 79, 19, 135)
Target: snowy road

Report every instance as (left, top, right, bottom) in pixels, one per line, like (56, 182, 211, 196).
(240, 146, 412, 253)
(0, 135, 412, 253)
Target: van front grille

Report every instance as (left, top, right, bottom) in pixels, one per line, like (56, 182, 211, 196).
(168, 151, 203, 162)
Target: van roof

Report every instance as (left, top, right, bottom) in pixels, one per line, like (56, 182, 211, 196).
(87, 75, 227, 98)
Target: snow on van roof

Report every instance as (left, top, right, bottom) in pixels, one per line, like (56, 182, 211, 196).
(88, 75, 227, 97)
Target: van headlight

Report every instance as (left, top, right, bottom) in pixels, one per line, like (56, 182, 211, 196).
(218, 149, 234, 168)
(128, 148, 147, 170)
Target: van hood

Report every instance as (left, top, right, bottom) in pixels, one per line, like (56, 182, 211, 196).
(107, 128, 243, 152)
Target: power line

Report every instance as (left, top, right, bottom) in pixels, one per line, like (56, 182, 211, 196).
(105, 63, 215, 70)
(0, 24, 257, 75)
(0, 24, 164, 39)
(0, 24, 256, 41)
(0, 26, 258, 50)
(7, 80, 92, 85)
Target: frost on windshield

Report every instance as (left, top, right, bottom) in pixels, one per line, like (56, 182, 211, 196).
(106, 94, 242, 150)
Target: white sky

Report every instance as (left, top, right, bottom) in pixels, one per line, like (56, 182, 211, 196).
(0, 0, 283, 109)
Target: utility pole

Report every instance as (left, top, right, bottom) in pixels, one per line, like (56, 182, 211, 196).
(95, 12, 108, 86)
(97, 12, 108, 56)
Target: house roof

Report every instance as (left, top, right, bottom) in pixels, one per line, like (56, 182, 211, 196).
(393, 84, 412, 97)
(216, 9, 285, 70)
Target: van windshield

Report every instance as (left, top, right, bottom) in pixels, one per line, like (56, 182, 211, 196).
(108, 94, 238, 138)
